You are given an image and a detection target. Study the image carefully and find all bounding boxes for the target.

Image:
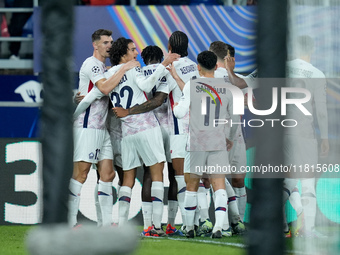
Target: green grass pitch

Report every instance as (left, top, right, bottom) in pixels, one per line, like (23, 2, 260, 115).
(0, 225, 247, 255)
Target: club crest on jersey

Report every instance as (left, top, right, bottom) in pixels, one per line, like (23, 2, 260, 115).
(92, 66, 100, 74)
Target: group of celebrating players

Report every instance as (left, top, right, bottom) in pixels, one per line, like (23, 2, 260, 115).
(68, 28, 327, 239)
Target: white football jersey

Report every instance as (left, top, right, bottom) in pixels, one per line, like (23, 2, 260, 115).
(214, 67, 246, 144)
(285, 59, 328, 139)
(106, 64, 166, 137)
(174, 77, 239, 151)
(73, 56, 109, 130)
(244, 69, 259, 89)
(143, 63, 170, 130)
(167, 57, 199, 135)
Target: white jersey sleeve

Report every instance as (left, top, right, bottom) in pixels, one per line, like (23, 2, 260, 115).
(73, 56, 109, 130)
(244, 69, 258, 88)
(173, 80, 190, 119)
(135, 64, 168, 93)
(286, 59, 328, 139)
(74, 86, 105, 119)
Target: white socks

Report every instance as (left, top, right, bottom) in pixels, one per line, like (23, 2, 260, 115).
(198, 184, 210, 222)
(142, 201, 153, 229)
(225, 179, 241, 224)
(301, 179, 316, 231)
(94, 183, 102, 227)
(68, 178, 82, 227)
(168, 200, 178, 226)
(175, 175, 187, 226)
(151, 181, 164, 229)
(118, 186, 132, 225)
(234, 187, 247, 221)
(289, 187, 303, 216)
(184, 190, 197, 231)
(213, 189, 227, 233)
(98, 180, 113, 226)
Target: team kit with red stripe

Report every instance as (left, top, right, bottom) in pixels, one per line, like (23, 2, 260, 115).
(71, 34, 252, 238)
(73, 56, 113, 163)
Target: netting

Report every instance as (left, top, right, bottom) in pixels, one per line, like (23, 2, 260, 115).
(286, 0, 340, 254)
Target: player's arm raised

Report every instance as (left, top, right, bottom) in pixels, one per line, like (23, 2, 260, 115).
(167, 63, 185, 91)
(173, 81, 190, 119)
(96, 60, 140, 95)
(224, 55, 248, 89)
(73, 86, 105, 119)
(135, 52, 180, 93)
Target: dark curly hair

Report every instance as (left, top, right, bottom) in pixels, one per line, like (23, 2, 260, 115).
(197, 50, 217, 70)
(168, 31, 188, 57)
(141, 45, 164, 65)
(109, 37, 133, 66)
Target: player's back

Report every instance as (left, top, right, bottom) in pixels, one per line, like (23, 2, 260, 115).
(285, 58, 327, 138)
(287, 59, 325, 79)
(169, 57, 199, 101)
(189, 77, 235, 152)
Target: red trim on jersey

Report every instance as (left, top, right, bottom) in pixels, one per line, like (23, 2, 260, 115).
(88, 81, 94, 92)
(169, 91, 174, 111)
(143, 92, 148, 100)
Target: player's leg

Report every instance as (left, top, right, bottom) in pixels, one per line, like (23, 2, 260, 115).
(95, 131, 115, 227)
(161, 127, 179, 233)
(170, 134, 187, 229)
(198, 178, 210, 223)
(172, 157, 187, 228)
(94, 169, 102, 227)
(134, 126, 166, 236)
(196, 177, 213, 237)
(283, 178, 302, 236)
(141, 165, 153, 236)
(68, 161, 91, 227)
(115, 165, 123, 198)
(166, 162, 180, 235)
(118, 168, 136, 226)
(70, 128, 106, 227)
(149, 161, 165, 236)
(184, 172, 200, 238)
(301, 178, 317, 234)
(97, 158, 115, 226)
(225, 178, 246, 235)
(232, 174, 247, 221)
(289, 186, 303, 216)
(119, 131, 145, 226)
(210, 175, 227, 238)
(229, 135, 247, 222)
(183, 151, 205, 238)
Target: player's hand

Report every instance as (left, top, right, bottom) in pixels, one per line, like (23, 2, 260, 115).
(74, 92, 84, 105)
(123, 60, 140, 71)
(162, 52, 180, 67)
(166, 63, 180, 79)
(112, 107, 129, 118)
(320, 139, 329, 157)
(224, 55, 235, 71)
(226, 138, 233, 151)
